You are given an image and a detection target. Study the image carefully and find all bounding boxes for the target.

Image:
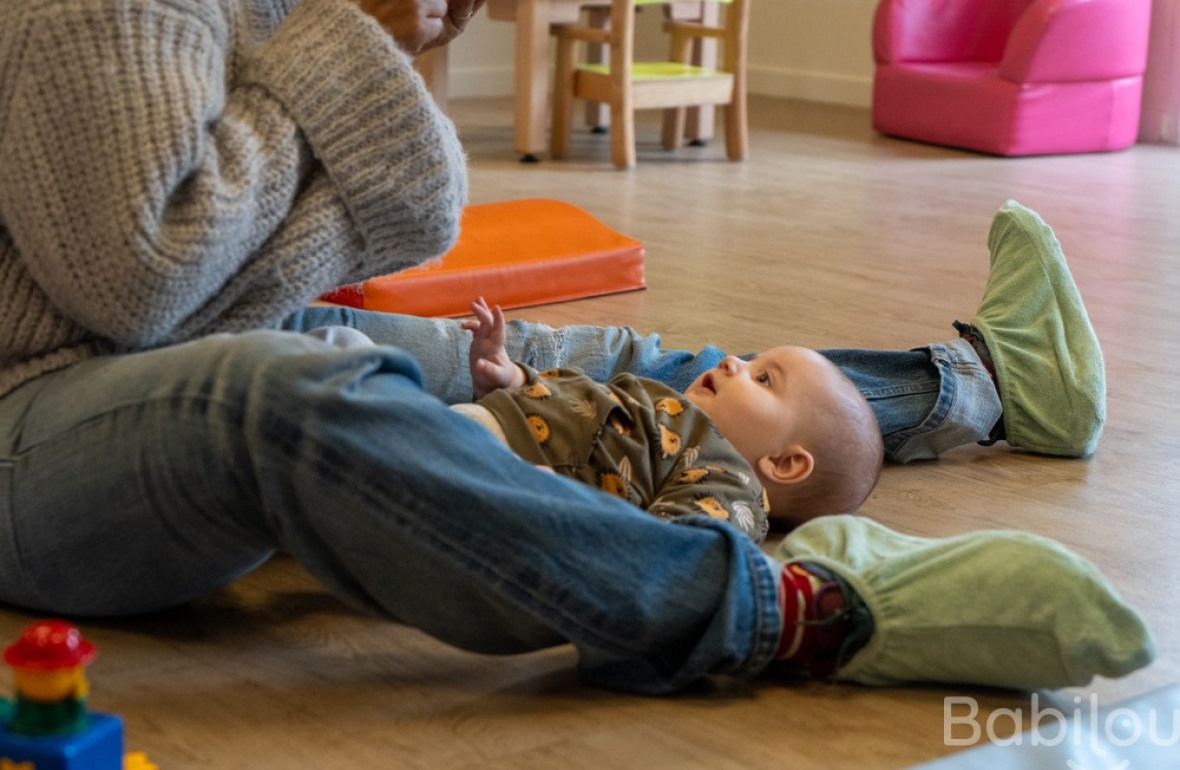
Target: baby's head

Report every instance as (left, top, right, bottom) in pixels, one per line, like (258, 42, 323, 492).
(684, 346, 883, 525)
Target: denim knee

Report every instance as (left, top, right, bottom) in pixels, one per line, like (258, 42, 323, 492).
(208, 330, 426, 408)
(0, 331, 433, 616)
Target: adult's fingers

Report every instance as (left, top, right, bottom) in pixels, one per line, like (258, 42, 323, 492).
(429, 0, 483, 46)
(372, 0, 447, 54)
(447, 0, 478, 22)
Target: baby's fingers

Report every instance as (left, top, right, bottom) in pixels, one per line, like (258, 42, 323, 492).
(470, 297, 496, 325)
(489, 304, 508, 343)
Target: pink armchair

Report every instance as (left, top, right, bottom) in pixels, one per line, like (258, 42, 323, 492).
(872, 0, 1153, 155)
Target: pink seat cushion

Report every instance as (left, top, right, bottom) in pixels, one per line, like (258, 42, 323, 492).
(871, 0, 1151, 156)
(874, 62, 1144, 156)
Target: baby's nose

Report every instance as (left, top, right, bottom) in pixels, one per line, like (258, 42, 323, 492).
(720, 355, 745, 375)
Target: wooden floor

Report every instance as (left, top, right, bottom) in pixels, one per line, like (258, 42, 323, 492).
(3, 96, 1179, 769)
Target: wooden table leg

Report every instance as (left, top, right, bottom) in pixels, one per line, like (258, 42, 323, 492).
(513, 0, 553, 161)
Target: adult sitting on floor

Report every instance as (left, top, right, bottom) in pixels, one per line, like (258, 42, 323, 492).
(0, 0, 1138, 694)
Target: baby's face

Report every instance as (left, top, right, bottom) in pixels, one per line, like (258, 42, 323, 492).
(684, 346, 838, 465)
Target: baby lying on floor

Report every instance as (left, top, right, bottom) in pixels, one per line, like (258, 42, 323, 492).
(307, 296, 883, 538)
(454, 297, 883, 538)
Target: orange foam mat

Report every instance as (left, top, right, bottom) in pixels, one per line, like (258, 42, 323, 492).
(320, 198, 646, 317)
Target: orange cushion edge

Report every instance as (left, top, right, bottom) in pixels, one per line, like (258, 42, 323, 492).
(362, 244, 646, 317)
(344, 198, 647, 317)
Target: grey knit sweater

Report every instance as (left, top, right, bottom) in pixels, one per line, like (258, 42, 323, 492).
(0, 0, 467, 397)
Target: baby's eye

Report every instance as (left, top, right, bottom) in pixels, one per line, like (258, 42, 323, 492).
(755, 372, 772, 387)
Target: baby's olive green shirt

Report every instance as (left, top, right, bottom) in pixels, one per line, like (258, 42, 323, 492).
(477, 366, 770, 542)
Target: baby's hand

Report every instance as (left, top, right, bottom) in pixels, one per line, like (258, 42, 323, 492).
(462, 297, 525, 400)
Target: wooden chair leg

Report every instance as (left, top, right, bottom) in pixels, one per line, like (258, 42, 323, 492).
(686, 2, 719, 143)
(663, 2, 718, 144)
(583, 7, 611, 131)
(611, 99, 636, 169)
(551, 34, 577, 160)
(661, 108, 688, 151)
(725, 81, 748, 161)
(660, 28, 693, 150)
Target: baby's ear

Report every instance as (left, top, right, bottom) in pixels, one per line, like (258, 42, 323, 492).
(758, 447, 814, 485)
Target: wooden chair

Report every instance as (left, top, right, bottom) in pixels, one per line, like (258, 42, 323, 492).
(550, 0, 749, 169)
(577, 3, 724, 142)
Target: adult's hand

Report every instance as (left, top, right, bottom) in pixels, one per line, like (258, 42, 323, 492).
(357, 0, 487, 55)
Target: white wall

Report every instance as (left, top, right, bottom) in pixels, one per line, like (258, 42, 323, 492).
(746, 0, 875, 106)
(447, 13, 516, 97)
(446, 1, 877, 108)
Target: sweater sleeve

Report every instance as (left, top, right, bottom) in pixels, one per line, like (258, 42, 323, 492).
(0, 0, 465, 348)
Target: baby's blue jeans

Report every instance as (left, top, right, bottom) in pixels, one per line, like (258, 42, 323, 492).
(0, 307, 998, 693)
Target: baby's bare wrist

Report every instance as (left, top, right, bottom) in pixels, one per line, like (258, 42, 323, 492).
(510, 363, 527, 389)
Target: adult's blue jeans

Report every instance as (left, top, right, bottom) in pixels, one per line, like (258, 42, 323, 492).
(0, 308, 998, 693)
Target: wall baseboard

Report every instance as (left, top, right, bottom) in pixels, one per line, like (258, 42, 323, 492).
(747, 65, 872, 108)
(448, 66, 516, 99)
(445, 64, 873, 108)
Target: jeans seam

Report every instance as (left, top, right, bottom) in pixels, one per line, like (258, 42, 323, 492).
(538, 326, 565, 370)
(862, 383, 940, 399)
(745, 543, 782, 676)
(885, 340, 1000, 461)
(885, 354, 958, 455)
(673, 516, 780, 680)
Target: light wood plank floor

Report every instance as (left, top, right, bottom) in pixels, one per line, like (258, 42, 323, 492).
(3, 96, 1178, 769)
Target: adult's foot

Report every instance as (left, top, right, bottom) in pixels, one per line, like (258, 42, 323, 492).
(775, 515, 1152, 690)
(964, 201, 1106, 457)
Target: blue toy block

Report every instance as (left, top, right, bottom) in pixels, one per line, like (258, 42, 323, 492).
(0, 713, 123, 770)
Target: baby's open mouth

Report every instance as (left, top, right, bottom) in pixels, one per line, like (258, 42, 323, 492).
(699, 372, 716, 393)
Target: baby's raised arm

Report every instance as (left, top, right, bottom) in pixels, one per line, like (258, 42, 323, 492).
(461, 297, 525, 400)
